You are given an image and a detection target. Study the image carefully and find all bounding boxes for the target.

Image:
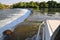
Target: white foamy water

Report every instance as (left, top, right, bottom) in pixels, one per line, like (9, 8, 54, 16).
(0, 9, 31, 38)
(0, 9, 27, 28)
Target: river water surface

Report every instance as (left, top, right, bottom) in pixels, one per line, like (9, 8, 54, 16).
(0, 8, 60, 40)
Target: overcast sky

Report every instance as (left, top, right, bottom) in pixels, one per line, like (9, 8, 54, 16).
(0, 0, 60, 5)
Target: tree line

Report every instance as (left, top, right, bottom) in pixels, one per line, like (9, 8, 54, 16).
(11, 1, 60, 9)
(0, 1, 60, 9)
(0, 3, 10, 9)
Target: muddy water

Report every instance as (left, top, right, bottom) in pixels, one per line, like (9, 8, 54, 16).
(13, 8, 60, 40)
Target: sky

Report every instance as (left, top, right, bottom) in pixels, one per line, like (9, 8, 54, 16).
(0, 0, 60, 5)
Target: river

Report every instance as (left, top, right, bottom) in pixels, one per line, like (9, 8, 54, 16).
(0, 8, 60, 40)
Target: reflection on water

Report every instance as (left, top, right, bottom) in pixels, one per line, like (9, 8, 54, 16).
(40, 8, 60, 15)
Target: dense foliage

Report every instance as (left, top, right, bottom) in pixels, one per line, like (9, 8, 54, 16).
(0, 1, 60, 9)
(0, 3, 10, 9)
(11, 1, 60, 9)
(11, 1, 39, 10)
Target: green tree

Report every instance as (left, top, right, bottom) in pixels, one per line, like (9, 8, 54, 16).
(39, 2, 48, 8)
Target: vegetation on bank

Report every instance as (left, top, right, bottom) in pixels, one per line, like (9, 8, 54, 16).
(0, 1, 60, 9)
(0, 3, 10, 9)
(11, 1, 60, 9)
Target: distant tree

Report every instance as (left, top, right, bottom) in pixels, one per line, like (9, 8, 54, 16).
(56, 3, 60, 8)
(39, 2, 48, 8)
(47, 1, 57, 8)
(9, 1, 60, 9)
(0, 3, 9, 9)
